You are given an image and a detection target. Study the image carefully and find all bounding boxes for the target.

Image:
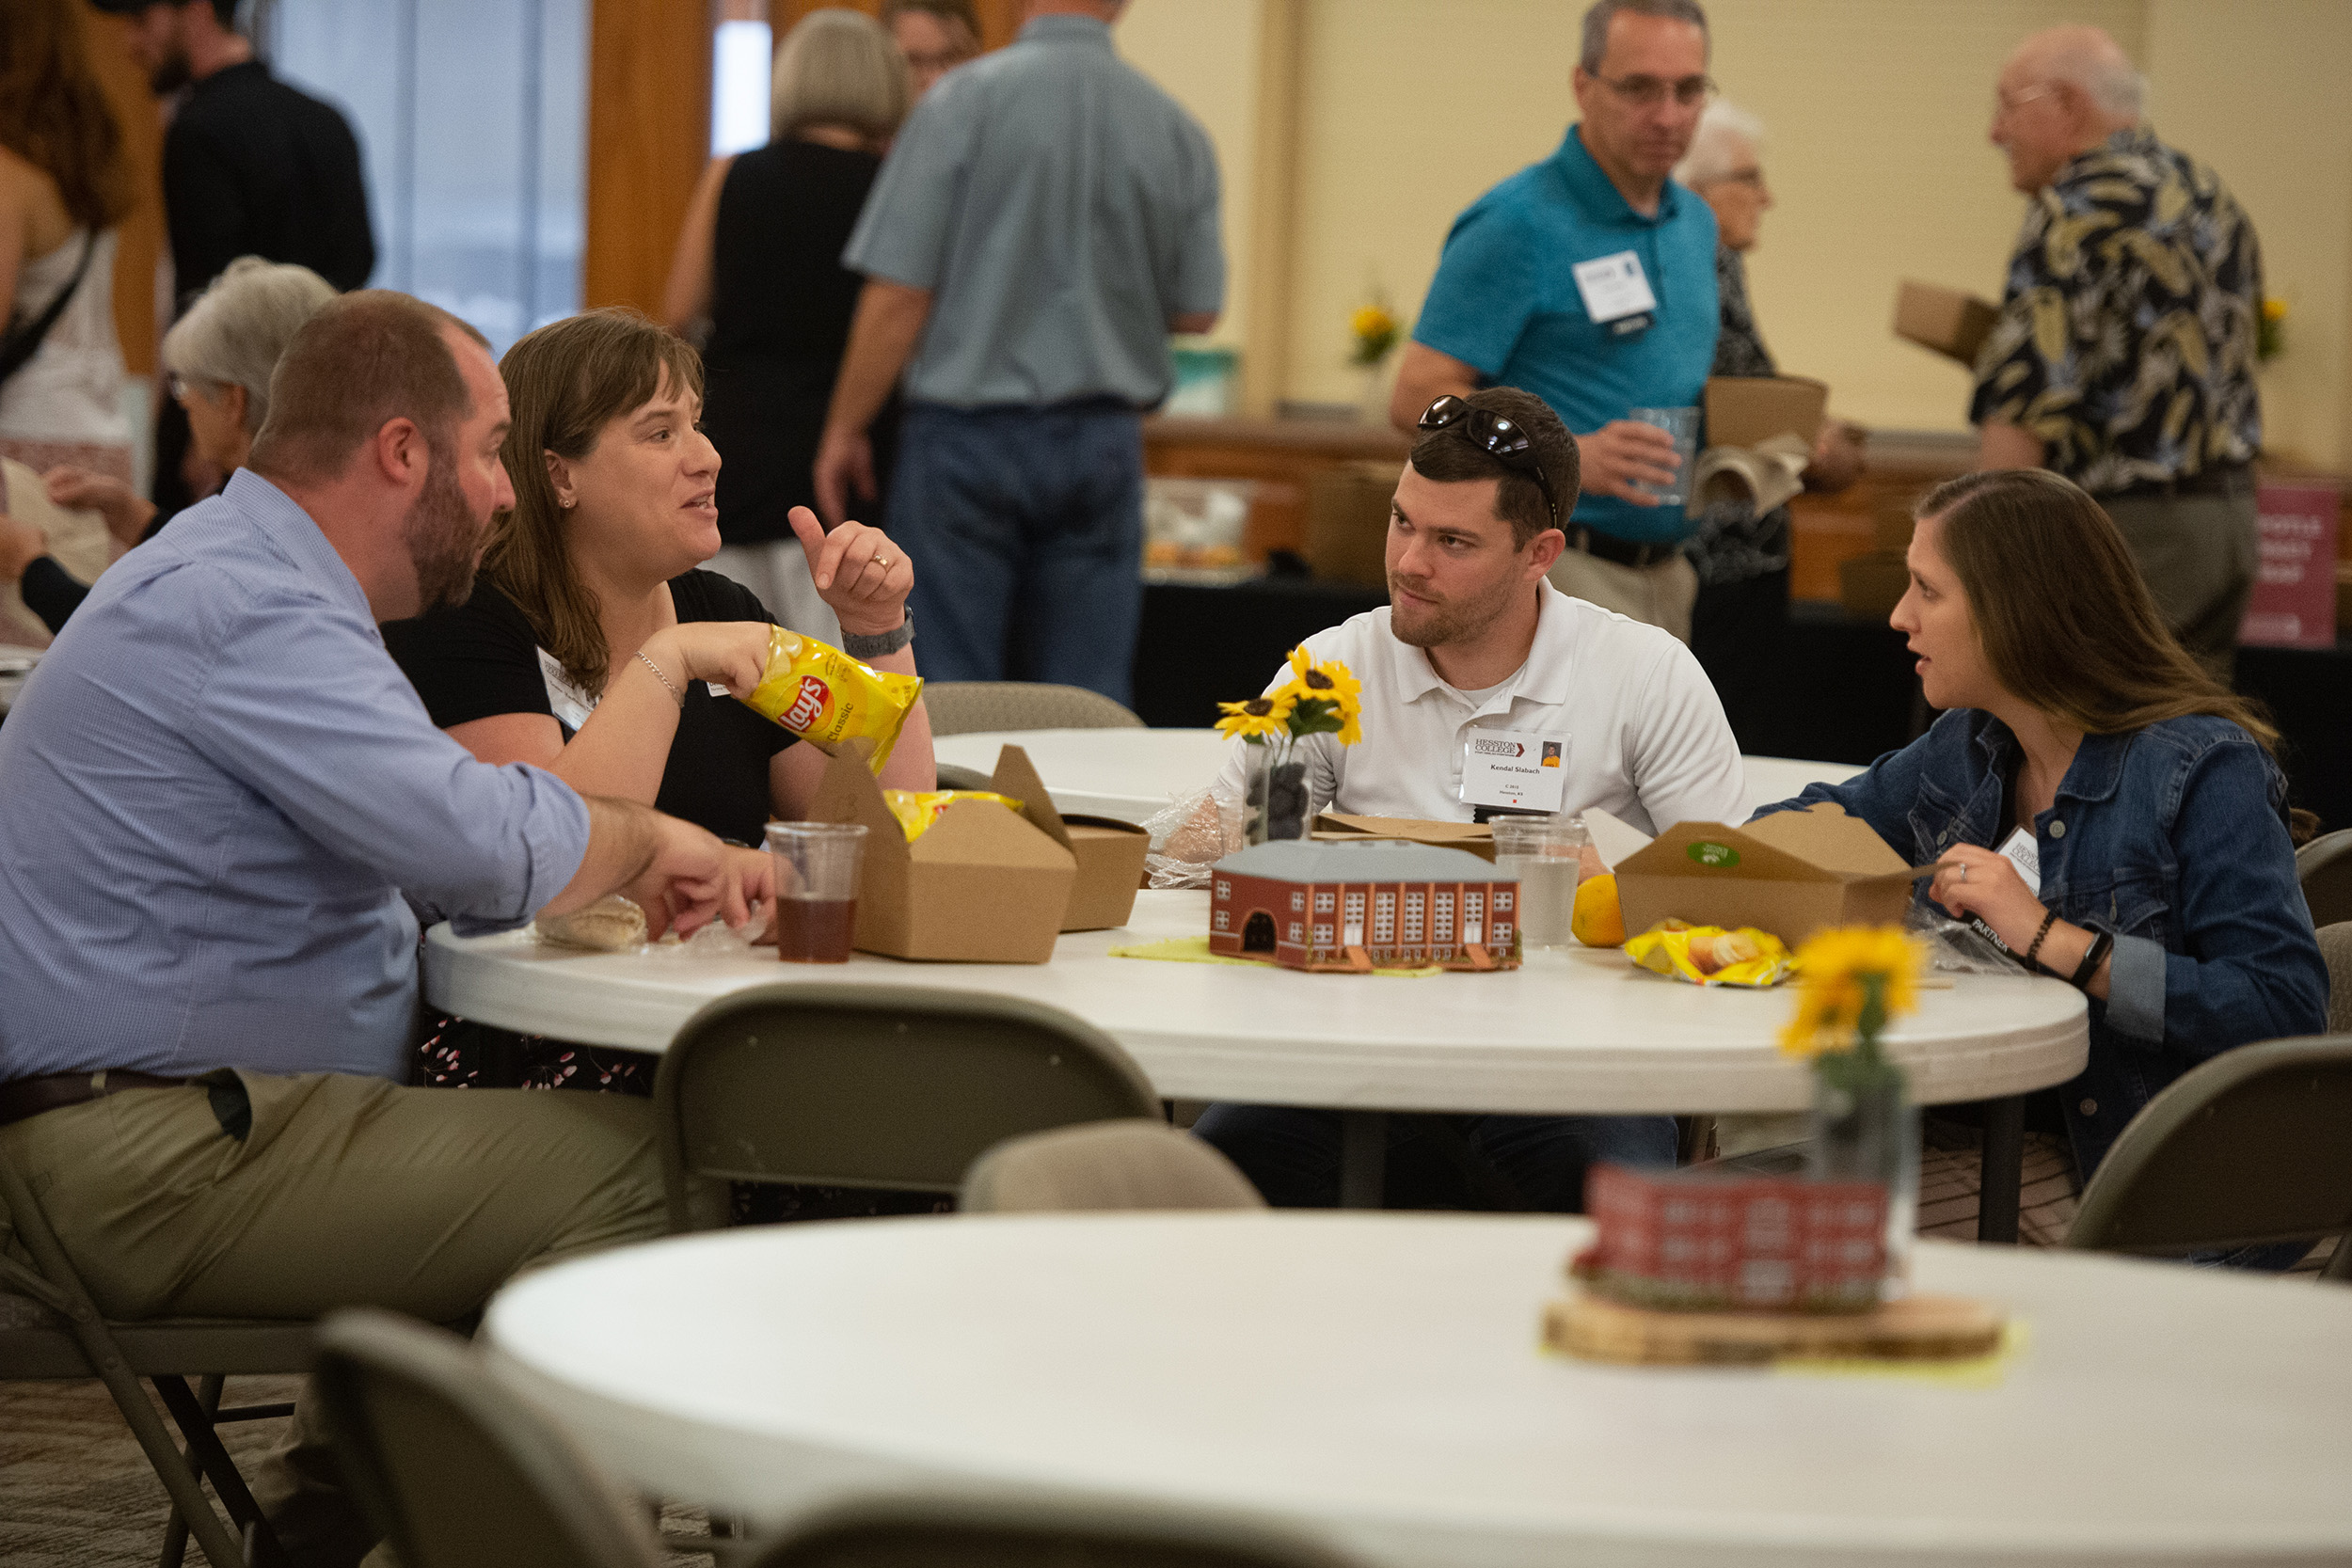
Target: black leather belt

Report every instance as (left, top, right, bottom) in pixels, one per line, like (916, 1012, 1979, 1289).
(0, 1070, 195, 1130)
(1566, 526, 1682, 569)
(2097, 463, 2253, 504)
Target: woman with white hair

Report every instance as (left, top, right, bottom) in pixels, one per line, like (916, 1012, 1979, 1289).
(662, 8, 911, 646)
(0, 254, 335, 633)
(1675, 101, 1866, 748)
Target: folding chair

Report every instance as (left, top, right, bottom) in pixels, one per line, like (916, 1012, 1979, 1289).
(2317, 923, 2352, 1035)
(2065, 1034, 2352, 1279)
(961, 1119, 1266, 1212)
(2296, 829, 2352, 929)
(921, 681, 1145, 736)
(312, 1307, 665, 1568)
(0, 1141, 306, 1568)
(654, 984, 1161, 1230)
(752, 1497, 1356, 1568)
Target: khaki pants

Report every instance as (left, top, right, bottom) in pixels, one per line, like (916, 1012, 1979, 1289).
(0, 1069, 671, 1567)
(2099, 485, 2259, 680)
(1547, 546, 1698, 642)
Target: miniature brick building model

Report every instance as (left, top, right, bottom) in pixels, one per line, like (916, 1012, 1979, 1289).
(1207, 841, 1520, 972)
(1579, 1162, 1889, 1313)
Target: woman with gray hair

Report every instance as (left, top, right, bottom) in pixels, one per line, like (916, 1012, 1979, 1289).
(1, 253, 335, 633)
(662, 8, 910, 645)
(1675, 100, 1866, 749)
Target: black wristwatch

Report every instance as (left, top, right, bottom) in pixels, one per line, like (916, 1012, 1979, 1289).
(2069, 927, 2115, 990)
(841, 611, 914, 660)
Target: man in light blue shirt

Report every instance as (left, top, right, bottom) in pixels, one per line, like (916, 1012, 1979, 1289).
(1391, 0, 1720, 641)
(817, 0, 1224, 705)
(0, 293, 759, 1566)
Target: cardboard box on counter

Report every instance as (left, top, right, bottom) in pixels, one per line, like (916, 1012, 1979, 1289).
(1704, 375, 1828, 449)
(1894, 280, 2000, 367)
(810, 744, 1075, 963)
(1311, 813, 1497, 863)
(980, 745, 1151, 930)
(1587, 802, 1933, 950)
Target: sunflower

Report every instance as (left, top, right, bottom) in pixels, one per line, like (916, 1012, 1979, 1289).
(1779, 926, 1925, 1059)
(1279, 647, 1365, 745)
(1215, 691, 1295, 742)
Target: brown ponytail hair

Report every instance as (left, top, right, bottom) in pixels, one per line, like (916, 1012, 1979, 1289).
(0, 0, 136, 230)
(483, 309, 705, 696)
(1917, 467, 2277, 751)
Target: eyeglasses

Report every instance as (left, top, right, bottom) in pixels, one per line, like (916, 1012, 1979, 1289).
(1417, 395, 1560, 528)
(1993, 83, 2056, 119)
(1717, 166, 1767, 190)
(1594, 71, 1715, 109)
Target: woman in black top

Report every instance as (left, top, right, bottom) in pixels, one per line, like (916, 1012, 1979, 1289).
(661, 8, 909, 645)
(385, 308, 934, 1101)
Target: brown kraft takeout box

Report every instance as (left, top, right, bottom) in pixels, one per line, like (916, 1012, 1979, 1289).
(978, 744, 1150, 931)
(809, 743, 1075, 962)
(1588, 802, 1936, 950)
(1311, 813, 1497, 863)
(1893, 280, 2001, 367)
(1703, 375, 1828, 449)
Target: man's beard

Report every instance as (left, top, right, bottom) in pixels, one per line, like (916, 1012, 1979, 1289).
(402, 442, 485, 614)
(1387, 568, 1518, 649)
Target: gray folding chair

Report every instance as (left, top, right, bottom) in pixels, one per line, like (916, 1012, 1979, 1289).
(312, 1308, 665, 1568)
(653, 985, 1161, 1230)
(922, 681, 1145, 736)
(2065, 1034, 2352, 1279)
(753, 1497, 1356, 1568)
(0, 1140, 308, 1568)
(2318, 923, 2352, 1035)
(961, 1119, 1266, 1213)
(2297, 829, 2352, 928)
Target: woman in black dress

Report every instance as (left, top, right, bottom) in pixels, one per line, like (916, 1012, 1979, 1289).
(662, 8, 910, 645)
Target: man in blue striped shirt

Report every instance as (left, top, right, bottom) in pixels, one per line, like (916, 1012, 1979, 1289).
(0, 293, 762, 1565)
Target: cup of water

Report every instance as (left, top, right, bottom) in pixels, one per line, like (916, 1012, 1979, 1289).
(1490, 815, 1589, 950)
(1627, 405, 1701, 509)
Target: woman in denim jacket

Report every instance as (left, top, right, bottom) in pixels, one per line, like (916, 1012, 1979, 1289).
(1757, 468, 2326, 1196)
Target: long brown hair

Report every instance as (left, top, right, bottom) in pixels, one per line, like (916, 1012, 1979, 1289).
(1918, 467, 2277, 751)
(0, 0, 135, 230)
(485, 309, 705, 696)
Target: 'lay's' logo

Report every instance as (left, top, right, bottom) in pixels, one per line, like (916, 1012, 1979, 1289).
(784, 673, 830, 733)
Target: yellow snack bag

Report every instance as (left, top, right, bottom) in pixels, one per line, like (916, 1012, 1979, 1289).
(1622, 921, 1795, 988)
(736, 626, 922, 773)
(883, 789, 1025, 843)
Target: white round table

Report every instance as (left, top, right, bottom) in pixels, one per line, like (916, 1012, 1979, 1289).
(485, 1212, 2352, 1565)
(931, 728, 1862, 828)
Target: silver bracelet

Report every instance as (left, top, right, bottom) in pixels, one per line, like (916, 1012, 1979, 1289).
(634, 651, 685, 706)
(840, 610, 914, 660)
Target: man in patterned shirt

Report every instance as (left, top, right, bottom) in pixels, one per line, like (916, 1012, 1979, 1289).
(1974, 25, 2264, 673)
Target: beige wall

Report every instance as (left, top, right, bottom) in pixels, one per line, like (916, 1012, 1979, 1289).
(1120, 0, 2352, 464)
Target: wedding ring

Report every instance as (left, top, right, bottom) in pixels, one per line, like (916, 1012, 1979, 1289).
(1959, 862, 1969, 882)
(874, 554, 891, 570)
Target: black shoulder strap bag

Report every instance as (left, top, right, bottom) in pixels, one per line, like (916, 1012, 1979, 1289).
(0, 230, 100, 388)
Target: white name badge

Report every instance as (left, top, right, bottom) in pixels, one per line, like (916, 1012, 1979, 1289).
(1572, 250, 1658, 325)
(1997, 827, 2042, 895)
(1459, 729, 1569, 814)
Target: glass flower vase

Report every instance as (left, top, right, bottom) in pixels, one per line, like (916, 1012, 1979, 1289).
(1805, 1044, 1919, 1295)
(1243, 737, 1311, 846)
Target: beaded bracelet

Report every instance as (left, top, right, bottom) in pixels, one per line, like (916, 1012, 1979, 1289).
(2022, 908, 2059, 972)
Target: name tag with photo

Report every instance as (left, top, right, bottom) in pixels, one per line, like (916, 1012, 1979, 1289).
(1459, 729, 1569, 813)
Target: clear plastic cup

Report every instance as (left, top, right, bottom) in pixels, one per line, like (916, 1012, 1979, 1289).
(763, 821, 868, 963)
(1490, 816, 1589, 950)
(1628, 405, 1701, 508)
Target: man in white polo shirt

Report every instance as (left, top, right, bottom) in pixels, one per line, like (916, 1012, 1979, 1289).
(1200, 387, 1742, 1210)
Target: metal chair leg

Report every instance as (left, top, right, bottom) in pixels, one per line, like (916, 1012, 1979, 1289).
(157, 1373, 226, 1568)
(153, 1375, 292, 1568)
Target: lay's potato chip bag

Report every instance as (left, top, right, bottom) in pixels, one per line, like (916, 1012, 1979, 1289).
(1623, 920, 1795, 988)
(736, 626, 922, 773)
(882, 789, 1026, 843)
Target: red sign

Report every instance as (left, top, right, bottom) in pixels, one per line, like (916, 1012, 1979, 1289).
(2240, 482, 2341, 649)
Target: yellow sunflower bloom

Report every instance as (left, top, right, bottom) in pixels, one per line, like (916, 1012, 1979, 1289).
(1278, 648, 1365, 746)
(1350, 305, 1396, 341)
(1215, 692, 1295, 741)
(1779, 926, 1925, 1058)
(2263, 295, 2288, 324)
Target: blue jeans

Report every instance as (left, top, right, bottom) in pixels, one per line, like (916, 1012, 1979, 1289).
(887, 398, 1145, 705)
(1191, 1105, 1677, 1212)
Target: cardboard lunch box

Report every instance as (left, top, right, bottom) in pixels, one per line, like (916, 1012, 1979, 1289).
(1893, 280, 2000, 367)
(1311, 813, 1498, 863)
(1586, 802, 1936, 951)
(1704, 375, 1829, 450)
(978, 743, 1151, 931)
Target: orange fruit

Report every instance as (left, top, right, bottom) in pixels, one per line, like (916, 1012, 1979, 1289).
(1572, 873, 1626, 948)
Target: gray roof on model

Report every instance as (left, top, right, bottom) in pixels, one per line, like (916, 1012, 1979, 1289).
(1212, 840, 1512, 882)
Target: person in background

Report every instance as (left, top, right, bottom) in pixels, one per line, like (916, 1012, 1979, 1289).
(1754, 468, 2325, 1256)
(883, 0, 982, 96)
(816, 0, 1225, 707)
(95, 0, 373, 516)
(0, 0, 138, 645)
(663, 9, 910, 647)
(1390, 0, 1717, 641)
(1672, 100, 1864, 750)
(3, 256, 336, 634)
(1975, 25, 2263, 678)
(1198, 388, 1741, 1212)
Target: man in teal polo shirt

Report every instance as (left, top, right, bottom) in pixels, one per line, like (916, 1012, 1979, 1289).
(1391, 0, 1718, 640)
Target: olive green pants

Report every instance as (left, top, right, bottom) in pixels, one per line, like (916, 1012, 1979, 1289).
(1, 1069, 673, 1567)
(2100, 486, 2260, 680)
(1547, 546, 1698, 643)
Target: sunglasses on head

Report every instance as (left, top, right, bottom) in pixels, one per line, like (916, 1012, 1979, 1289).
(1416, 395, 1560, 528)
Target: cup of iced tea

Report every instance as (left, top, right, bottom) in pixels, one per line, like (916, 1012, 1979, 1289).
(764, 821, 868, 962)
